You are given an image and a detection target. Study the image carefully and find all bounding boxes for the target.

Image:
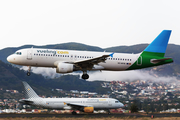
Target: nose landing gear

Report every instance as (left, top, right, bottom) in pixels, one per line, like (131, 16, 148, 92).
(27, 66, 31, 76)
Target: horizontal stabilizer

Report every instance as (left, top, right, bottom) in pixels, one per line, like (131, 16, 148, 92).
(151, 58, 172, 63)
(19, 99, 34, 104)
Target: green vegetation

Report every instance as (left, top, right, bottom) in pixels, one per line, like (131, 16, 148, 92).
(0, 60, 110, 98)
(130, 103, 139, 113)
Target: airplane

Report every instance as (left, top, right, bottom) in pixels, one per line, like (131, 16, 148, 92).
(7, 30, 173, 80)
(19, 81, 124, 114)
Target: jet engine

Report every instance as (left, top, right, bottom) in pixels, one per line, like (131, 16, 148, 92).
(83, 107, 94, 113)
(56, 63, 74, 73)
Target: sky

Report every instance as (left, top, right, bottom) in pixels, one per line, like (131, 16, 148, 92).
(0, 0, 180, 50)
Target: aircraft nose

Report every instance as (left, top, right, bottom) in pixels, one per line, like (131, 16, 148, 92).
(7, 55, 14, 63)
(120, 103, 124, 108)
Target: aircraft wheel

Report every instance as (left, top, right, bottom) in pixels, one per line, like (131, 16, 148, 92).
(107, 109, 111, 114)
(72, 111, 77, 115)
(27, 72, 31, 76)
(82, 74, 89, 80)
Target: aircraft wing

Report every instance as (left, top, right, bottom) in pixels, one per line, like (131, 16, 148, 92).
(65, 53, 114, 70)
(64, 102, 92, 109)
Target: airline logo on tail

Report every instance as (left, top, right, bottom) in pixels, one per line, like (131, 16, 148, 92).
(128, 30, 173, 70)
(22, 81, 40, 99)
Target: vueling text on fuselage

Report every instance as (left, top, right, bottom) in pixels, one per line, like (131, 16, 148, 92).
(37, 50, 69, 55)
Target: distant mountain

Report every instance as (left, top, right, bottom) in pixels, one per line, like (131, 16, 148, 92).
(0, 42, 179, 76)
(0, 42, 103, 63)
(0, 60, 108, 97)
(106, 44, 180, 76)
(0, 42, 179, 98)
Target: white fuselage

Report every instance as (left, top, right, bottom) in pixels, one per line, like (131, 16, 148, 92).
(22, 97, 124, 110)
(7, 48, 140, 71)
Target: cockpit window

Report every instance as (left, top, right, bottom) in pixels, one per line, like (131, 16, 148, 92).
(14, 52, 22, 55)
(115, 101, 119, 103)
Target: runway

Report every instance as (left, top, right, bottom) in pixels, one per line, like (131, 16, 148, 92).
(0, 113, 180, 118)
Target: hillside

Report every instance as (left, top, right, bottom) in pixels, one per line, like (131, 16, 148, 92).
(0, 60, 109, 97)
(0, 42, 179, 76)
(0, 42, 103, 63)
(0, 42, 179, 98)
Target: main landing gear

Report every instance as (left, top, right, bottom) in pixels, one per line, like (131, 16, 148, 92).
(107, 109, 111, 114)
(27, 66, 31, 76)
(81, 71, 89, 80)
(72, 111, 77, 115)
(82, 74, 89, 80)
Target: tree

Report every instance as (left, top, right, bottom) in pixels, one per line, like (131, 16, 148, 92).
(130, 103, 138, 113)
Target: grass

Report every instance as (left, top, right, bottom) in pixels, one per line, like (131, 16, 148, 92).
(0, 117, 180, 120)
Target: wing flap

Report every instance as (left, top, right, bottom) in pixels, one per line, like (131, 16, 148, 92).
(64, 102, 91, 107)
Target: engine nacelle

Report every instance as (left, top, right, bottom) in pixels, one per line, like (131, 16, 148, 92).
(83, 107, 94, 113)
(56, 63, 74, 73)
(63, 106, 72, 110)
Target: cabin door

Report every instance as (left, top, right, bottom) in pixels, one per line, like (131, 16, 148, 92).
(27, 50, 33, 60)
(108, 101, 112, 107)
